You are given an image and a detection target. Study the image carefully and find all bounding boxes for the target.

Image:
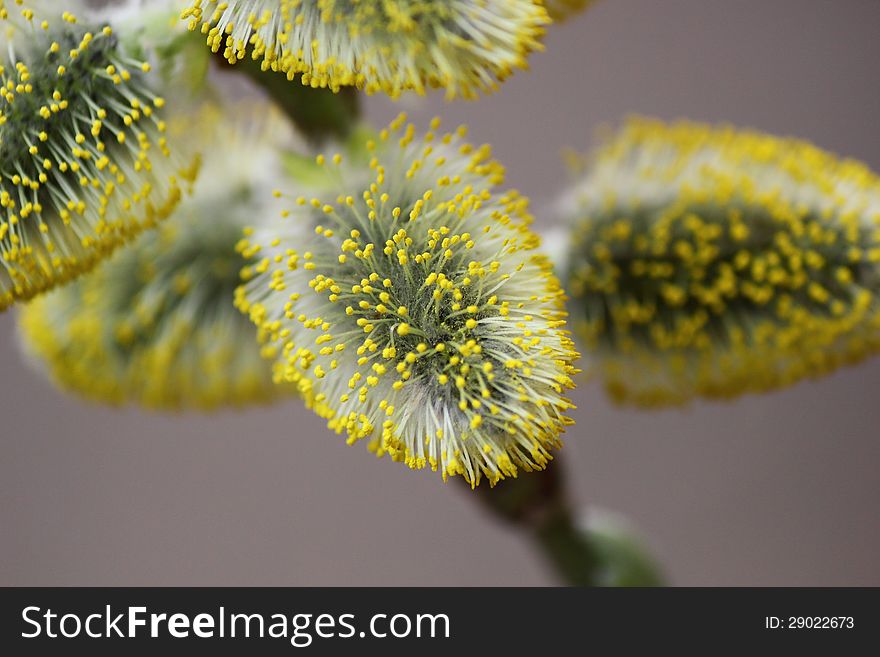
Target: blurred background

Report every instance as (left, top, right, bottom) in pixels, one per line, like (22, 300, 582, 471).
(2, 0, 879, 586)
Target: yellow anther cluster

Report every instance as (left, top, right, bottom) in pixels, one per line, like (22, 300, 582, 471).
(563, 117, 880, 406)
(237, 114, 579, 486)
(181, 0, 548, 99)
(0, 3, 198, 310)
(18, 106, 292, 410)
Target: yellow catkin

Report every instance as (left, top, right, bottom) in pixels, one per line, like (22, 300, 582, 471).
(236, 114, 579, 486)
(0, 2, 199, 311)
(181, 0, 549, 99)
(562, 117, 880, 407)
(18, 105, 293, 411)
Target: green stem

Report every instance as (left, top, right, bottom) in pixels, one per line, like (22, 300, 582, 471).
(472, 460, 601, 586)
(533, 501, 603, 586)
(212, 55, 361, 144)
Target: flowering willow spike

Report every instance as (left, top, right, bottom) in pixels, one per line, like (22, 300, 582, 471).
(0, 1, 199, 310)
(18, 106, 293, 411)
(562, 117, 880, 406)
(236, 115, 578, 486)
(181, 0, 548, 99)
(546, 0, 597, 22)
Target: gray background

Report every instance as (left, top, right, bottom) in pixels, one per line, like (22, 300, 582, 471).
(1, 0, 879, 586)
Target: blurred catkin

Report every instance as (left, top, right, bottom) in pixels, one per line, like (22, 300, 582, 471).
(561, 117, 880, 406)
